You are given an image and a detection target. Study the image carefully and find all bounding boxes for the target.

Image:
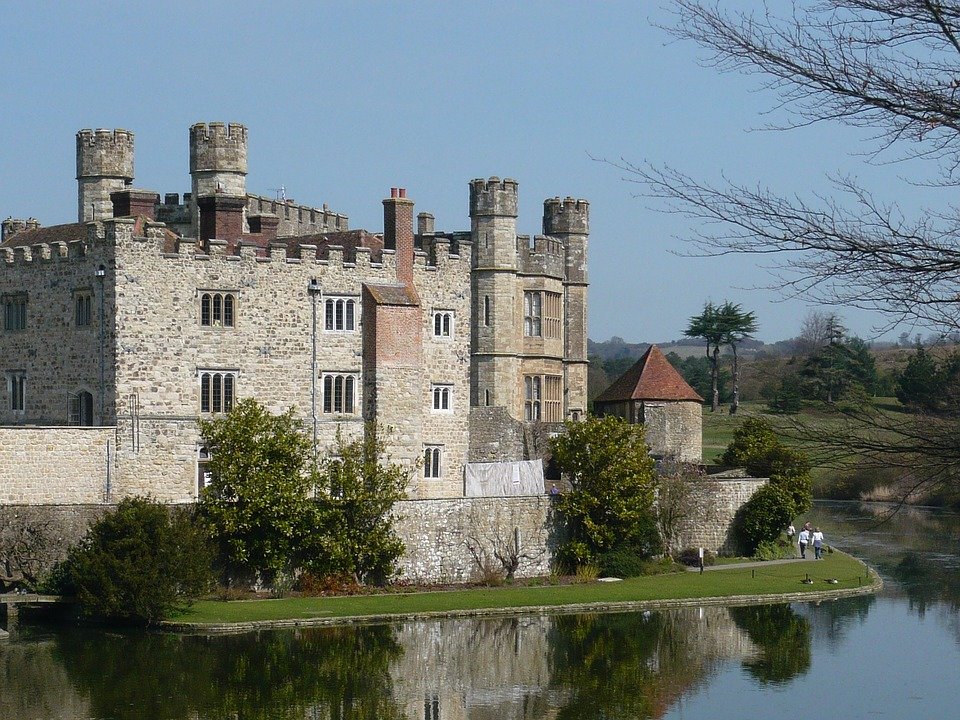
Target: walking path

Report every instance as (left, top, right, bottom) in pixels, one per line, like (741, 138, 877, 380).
(688, 556, 826, 572)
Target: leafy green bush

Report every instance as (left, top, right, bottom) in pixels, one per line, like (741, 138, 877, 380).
(64, 497, 212, 624)
(723, 418, 813, 555)
(754, 538, 795, 561)
(598, 546, 649, 578)
(551, 416, 660, 566)
(736, 483, 795, 555)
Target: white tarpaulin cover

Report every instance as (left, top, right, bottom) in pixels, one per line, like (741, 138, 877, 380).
(464, 460, 545, 497)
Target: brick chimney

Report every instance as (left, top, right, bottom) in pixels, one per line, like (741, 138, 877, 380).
(248, 213, 280, 243)
(110, 189, 160, 220)
(198, 194, 245, 248)
(383, 187, 414, 286)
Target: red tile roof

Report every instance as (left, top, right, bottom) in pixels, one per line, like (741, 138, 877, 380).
(594, 344, 704, 403)
(0, 223, 86, 248)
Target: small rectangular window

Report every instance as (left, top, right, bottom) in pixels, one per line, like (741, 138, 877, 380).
(7, 373, 25, 412)
(200, 292, 237, 328)
(2, 294, 27, 331)
(424, 445, 442, 478)
(523, 292, 542, 337)
(324, 297, 358, 332)
(74, 292, 92, 327)
(199, 371, 237, 413)
(321, 372, 359, 413)
(432, 310, 453, 338)
(431, 384, 452, 412)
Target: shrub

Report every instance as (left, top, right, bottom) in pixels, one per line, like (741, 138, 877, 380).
(574, 563, 600, 583)
(551, 416, 660, 564)
(677, 547, 717, 567)
(735, 483, 795, 555)
(65, 497, 212, 625)
(754, 538, 795, 561)
(598, 546, 649, 578)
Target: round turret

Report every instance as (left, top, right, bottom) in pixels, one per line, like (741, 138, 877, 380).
(189, 123, 249, 237)
(76, 129, 135, 222)
(189, 122, 248, 182)
(543, 196, 589, 235)
(469, 177, 518, 218)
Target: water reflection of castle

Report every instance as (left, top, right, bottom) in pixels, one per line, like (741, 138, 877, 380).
(390, 609, 761, 720)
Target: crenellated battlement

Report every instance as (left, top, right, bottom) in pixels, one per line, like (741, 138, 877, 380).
(542, 196, 589, 235)
(76, 129, 135, 179)
(517, 234, 566, 278)
(469, 176, 518, 218)
(247, 194, 347, 233)
(189, 122, 248, 175)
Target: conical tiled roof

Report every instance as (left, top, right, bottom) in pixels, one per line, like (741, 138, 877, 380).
(595, 344, 704, 403)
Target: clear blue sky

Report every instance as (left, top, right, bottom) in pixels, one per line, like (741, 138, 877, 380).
(0, 1, 943, 344)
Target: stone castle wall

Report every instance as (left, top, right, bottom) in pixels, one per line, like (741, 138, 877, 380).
(0, 429, 114, 504)
(674, 477, 767, 554)
(641, 401, 703, 464)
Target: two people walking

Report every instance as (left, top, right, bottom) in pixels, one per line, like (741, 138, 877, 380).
(793, 521, 825, 559)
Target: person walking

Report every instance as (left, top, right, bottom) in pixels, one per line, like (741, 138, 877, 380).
(798, 526, 810, 559)
(812, 527, 825, 560)
(786, 523, 796, 541)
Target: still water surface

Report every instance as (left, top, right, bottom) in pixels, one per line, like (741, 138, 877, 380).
(2, 501, 958, 719)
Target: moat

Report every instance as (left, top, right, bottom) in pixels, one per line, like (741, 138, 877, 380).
(3, 501, 958, 720)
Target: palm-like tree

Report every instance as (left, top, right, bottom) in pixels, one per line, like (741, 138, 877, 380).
(684, 302, 725, 412)
(717, 302, 758, 414)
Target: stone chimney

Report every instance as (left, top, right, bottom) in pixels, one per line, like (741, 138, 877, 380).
(110, 189, 160, 220)
(417, 212, 435, 235)
(383, 187, 414, 286)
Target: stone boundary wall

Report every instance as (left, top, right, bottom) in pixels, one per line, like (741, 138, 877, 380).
(674, 478, 767, 555)
(0, 428, 115, 504)
(0, 497, 560, 585)
(393, 495, 559, 583)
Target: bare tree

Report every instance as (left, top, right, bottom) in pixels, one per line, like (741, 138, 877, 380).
(622, 1, 960, 497)
(636, 2, 960, 335)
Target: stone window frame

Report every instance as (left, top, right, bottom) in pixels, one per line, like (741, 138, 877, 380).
(197, 444, 214, 497)
(523, 291, 542, 337)
(68, 389, 94, 426)
(198, 369, 238, 414)
(423, 445, 442, 478)
(525, 374, 562, 422)
(431, 383, 453, 412)
(524, 375, 541, 420)
(543, 291, 562, 339)
(322, 371, 359, 414)
(2, 293, 27, 331)
(483, 295, 491, 327)
(199, 291, 237, 329)
(6, 371, 25, 413)
(324, 296, 358, 332)
(73, 289, 93, 327)
(432, 310, 454, 339)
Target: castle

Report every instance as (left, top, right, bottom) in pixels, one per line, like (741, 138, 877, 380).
(0, 123, 589, 504)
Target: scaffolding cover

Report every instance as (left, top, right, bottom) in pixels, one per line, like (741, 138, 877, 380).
(464, 460, 545, 497)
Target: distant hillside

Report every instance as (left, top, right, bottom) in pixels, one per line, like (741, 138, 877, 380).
(588, 336, 769, 363)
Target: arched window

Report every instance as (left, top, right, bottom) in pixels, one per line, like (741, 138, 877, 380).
(201, 292, 237, 328)
(432, 311, 453, 338)
(524, 376, 542, 421)
(324, 297, 357, 331)
(431, 384, 451, 411)
(322, 372, 359, 413)
(424, 446, 442, 478)
(200, 371, 236, 413)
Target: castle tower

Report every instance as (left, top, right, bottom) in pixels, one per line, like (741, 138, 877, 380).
(543, 197, 590, 418)
(189, 122, 248, 237)
(76, 129, 135, 222)
(469, 177, 520, 413)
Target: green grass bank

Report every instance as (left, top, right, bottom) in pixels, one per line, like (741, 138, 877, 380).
(168, 551, 877, 629)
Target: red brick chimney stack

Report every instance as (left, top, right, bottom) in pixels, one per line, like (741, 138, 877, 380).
(383, 187, 414, 287)
(197, 194, 246, 249)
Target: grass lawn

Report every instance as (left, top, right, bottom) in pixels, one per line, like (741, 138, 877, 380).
(171, 551, 874, 626)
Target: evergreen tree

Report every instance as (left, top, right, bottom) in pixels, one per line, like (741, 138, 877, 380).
(717, 301, 759, 414)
